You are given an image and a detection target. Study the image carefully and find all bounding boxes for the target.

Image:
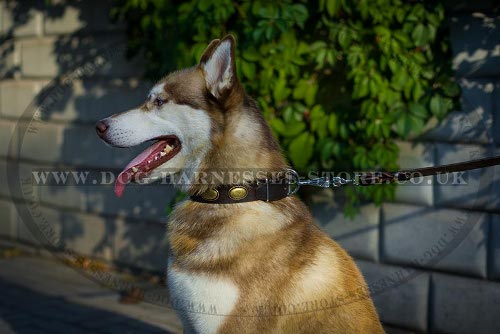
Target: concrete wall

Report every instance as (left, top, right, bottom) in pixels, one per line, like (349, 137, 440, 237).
(0, 1, 499, 333)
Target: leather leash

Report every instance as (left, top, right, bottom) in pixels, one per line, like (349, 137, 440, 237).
(357, 155, 500, 185)
(191, 156, 500, 204)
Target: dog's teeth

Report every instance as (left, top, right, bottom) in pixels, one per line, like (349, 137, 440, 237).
(160, 152, 166, 157)
(163, 145, 172, 153)
(132, 167, 138, 173)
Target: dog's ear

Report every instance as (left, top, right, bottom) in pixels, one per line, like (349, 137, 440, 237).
(200, 35, 237, 99)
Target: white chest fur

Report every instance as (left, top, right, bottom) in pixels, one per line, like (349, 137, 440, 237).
(167, 258, 239, 334)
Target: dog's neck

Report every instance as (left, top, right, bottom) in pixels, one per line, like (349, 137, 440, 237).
(186, 98, 288, 195)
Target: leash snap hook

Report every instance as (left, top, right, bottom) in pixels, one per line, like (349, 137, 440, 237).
(330, 176, 347, 187)
(301, 176, 331, 188)
(284, 169, 359, 196)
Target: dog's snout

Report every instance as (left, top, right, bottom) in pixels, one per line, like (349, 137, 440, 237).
(95, 120, 109, 137)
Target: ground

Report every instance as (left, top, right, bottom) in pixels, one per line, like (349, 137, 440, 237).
(0, 253, 183, 334)
(0, 249, 412, 334)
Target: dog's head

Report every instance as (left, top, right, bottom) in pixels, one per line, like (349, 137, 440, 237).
(97, 35, 277, 197)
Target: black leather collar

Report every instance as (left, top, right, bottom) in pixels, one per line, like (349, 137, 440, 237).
(190, 179, 290, 204)
(190, 155, 500, 203)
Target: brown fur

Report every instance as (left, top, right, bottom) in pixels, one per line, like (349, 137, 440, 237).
(166, 36, 384, 333)
(169, 197, 383, 333)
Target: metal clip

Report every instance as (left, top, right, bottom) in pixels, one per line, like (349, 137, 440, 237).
(330, 177, 347, 187)
(284, 168, 359, 196)
(299, 176, 331, 188)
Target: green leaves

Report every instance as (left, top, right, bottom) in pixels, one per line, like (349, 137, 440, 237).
(240, 60, 256, 80)
(430, 95, 453, 119)
(310, 105, 328, 139)
(289, 4, 308, 28)
(114, 0, 459, 215)
(412, 24, 427, 46)
(289, 132, 315, 170)
(293, 78, 318, 106)
(391, 69, 409, 90)
(338, 28, 352, 49)
(270, 118, 306, 138)
(320, 0, 342, 17)
(327, 114, 338, 137)
(320, 139, 335, 162)
(395, 114, 412, 138)
(395, 105, 426, 139)
(409, 102, 428, 118)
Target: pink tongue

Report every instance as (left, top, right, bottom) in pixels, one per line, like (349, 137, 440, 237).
(114, 141, 166, 197)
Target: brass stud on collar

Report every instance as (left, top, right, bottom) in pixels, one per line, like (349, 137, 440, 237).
(201, 188, 219, 201)
(228, 186, 248, 200)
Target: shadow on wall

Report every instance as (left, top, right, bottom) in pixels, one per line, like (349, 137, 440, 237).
(1, 1, 175, 270)
(451, 11, 500, 77)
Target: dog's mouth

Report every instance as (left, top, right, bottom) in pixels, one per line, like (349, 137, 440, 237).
(115, 136, 181, 197)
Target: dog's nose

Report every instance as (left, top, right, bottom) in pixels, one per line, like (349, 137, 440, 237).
(95, 120, 109, 137)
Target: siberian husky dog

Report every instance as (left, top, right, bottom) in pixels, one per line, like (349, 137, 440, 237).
(96, 35, 383, 333)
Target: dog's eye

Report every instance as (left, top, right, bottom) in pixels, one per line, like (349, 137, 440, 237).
(154, 98, 166, 107)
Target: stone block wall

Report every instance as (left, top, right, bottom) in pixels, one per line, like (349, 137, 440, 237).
(0, 0, 175, 272)
(0, 1, 499, 332)
(310, 4, 500, 332)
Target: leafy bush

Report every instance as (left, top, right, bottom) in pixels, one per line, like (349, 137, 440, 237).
(111, 0, 459, 214)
